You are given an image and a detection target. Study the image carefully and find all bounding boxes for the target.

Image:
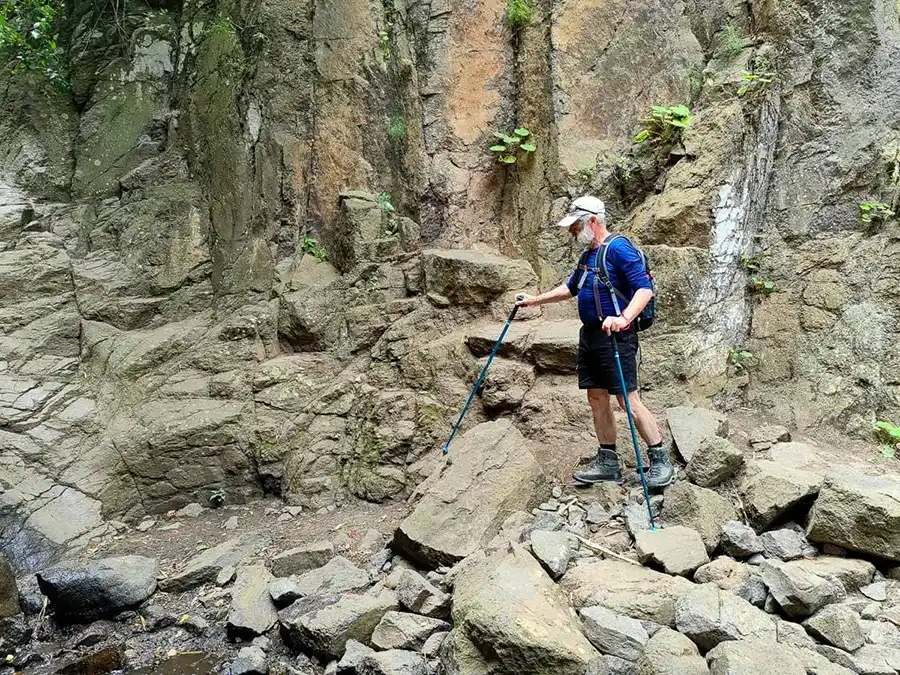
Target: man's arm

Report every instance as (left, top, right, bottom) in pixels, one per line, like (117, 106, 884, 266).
(603, 242, 654, 333)
(516, 282, 572, 307)
(621, 288, 653, 324)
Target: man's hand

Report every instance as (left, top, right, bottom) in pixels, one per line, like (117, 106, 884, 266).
(516, 294, 537, 307)
(602, 315, 630, 334)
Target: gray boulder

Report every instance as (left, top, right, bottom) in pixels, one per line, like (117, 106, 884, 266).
(739, 461, 822, 530)
(674, 583, 776, 652)
(734, 574, 768, 608)
(391, 569, 450, 619)
(267, 577, 302, 608)
(693, 557, 751, 591)
(807, 474, 900, 562)
(760, 557, 874, 619)
(358, 649, 428, 675)
(580, 605, 650, 661)
(421, 248, 537, 305)
(337, 639, 376, 673)
(760, 529, 816, 561)
(561, 559, 692, 627)
(803, 604, 865, 652)
(226, 564, 278, 638)
(36, 555, 158, 623)
(776, 619, 817, 650)
(159, 534, 268, 593)
(706, 640, 836, 675)
(530, 529, 573, 580)
(666, 407, 728, 463)
(280, 592, 398, 659)
(370, 611, 449, 650)
(295, 556, 371, 598)
(392, 420, 546, 569)
(229, 646, 267, 675)
(720, 521, 762, 558)
(635, 627, 708, 675)
(444, 544, 599, 675)
(686, 437, 744, 488)
(661, 483, 736, 554)
(635, 526, 709, 577)
(271, 541, 335, 577)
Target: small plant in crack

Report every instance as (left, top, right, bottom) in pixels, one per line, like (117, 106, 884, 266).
(208, 487, 227, 508)
(490, 127, 535, 164)
(748, 276, 776, 295)
(301, 234, 329, 263)
(717, 24, 749, 58)
(633, 105, 692, 146)
(507, 0, 534, 28)
(728, 348, 756, 372)
(388, 116, 405, 139)
(378, 192, 400, 237)
(859, 201, 895, 224)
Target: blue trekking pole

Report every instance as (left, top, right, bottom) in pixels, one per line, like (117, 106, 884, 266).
(442, 301, 520, 455)
(611, 333, 656, 530)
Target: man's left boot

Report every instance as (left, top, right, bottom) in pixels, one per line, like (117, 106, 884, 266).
(645, 444, 675, 488)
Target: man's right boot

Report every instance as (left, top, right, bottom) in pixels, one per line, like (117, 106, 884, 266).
(573, 448, 623, 484)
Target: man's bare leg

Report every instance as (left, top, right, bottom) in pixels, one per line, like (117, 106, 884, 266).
(615, 391, 662, 446)
(588, 389, 616, 445)
(573, 389, 623, 484)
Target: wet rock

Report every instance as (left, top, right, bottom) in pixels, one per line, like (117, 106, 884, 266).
(159, 534, 268, 593)
(635, 627, 708, 675)
(294, 556, 371, 598)
(392, 421, 546, 569)
(803, 604, 865, 652)
(393, 569, 450, 619)
(760, 529, 816, 561)
(140, 603, 176, 631)
(720, 521, 762, 558)
(268, 578, 302, 608)
(561, 559, 692, 626)
(580, 605, 650, 661)
(36, 555, 158, 623)
(739, 461, 822, 530)
(686, 437, 744, 488)
(0, 554, 20, 619)
(280, 592, 398, 659)
(229, 645, 268, 675)
(693, 557, 752, 591)
(54, 645, 124, 674)
(226, 564, 279, 639)
(444, 544, 599, 675)
(179, 614, 209, 636)
(529, 529, 573, 580)
(421, 248, 536, 305)
(760, 557, 874, 618)
(370, 611, 449, 651)
(635, 526, 709, 577)
(666, 406, 728, 463)
(807, 474, 900, 562)
(661, 482, 736, 554)
(271, 541, 335, 577)
(358, 648, 428, 674)
(674, 583, 776, 652)
(16, 575, 44, 616)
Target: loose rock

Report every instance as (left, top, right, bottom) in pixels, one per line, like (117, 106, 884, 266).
(294, 556, 371, 598)
(803, 604, 865, 652)
(580, 605, 650, 661)
(860, 581, 888, 602)
(271, 541, 336, 577)
(268, 578, 302, 608)
(226, 564, 279, 639)
(760, 557, 874, 619)
(370, 611, 449, 650)
(36, 555, 158, 623)
(720, 521, 763, 558)
(666, 406, 728, 463)
(739, 461, 822, 530)
(635, 627, 708, 675)
(686, 437, 744, 488)
(635, 526, 710, 577)
(229, 646, 267, 675)
(674, 583, 776, 652)
(693, 557, 752, 591)
(760, 529, 816, 561)
(0, 555, 20, 619)
(530, 529, 573, 581)
(392, 569, 450, 619)
(159, 534, 268, 593)
(661, 483, 736, 554)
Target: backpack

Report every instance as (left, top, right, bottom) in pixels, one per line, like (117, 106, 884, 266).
(583, 233, 657, 332)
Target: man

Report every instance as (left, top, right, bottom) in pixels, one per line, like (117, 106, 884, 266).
(516, 195, 674, 487)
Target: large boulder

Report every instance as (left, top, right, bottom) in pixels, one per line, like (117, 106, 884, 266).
(674, 583, 776, 652)
(444, 544, 599, 675)
(686, 437, 744, 488)
(580, 605, 650, 661)
(666, 407, 728, 463)
(661, 482, 736, 554)
(391, 420, 547, 569)
(271, 541, 335, 577)
(421, 248, 537, 305)
(760, 557, 874, 619)
(739, 461, 822, 531)
(803, 604, 865, 652)
(636, 627, 709, 675)
(159, 534, 268, 592)
(530, 321, 581, 374)
(36, 555, 158, 623)
(226, 564, 279, 639)
(806, 474, 900, 562)
(0, 555, 20, 619)
(706, 639, 853, 675)
(560, 559, 692, 626)
(635, 526, 709, 577)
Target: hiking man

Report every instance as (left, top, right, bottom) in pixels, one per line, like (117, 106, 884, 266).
(515, 195, 674, 488)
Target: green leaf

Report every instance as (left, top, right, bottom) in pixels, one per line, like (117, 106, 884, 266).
(763, 280, 775, 291)
(520, 143, 536, 152)
(880, 445, 896, 458)
(493, 132, 507, 139)
(514, 127, 531, 137)
(502, 135, 518, 145)
(500, 155, 517, 164)
(633, 130, 650, 144)
(670, 105, 691, 117)
(490, 145, 507, 152)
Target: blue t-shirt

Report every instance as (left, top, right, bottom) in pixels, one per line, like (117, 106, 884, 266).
(566, 236, 652, 326)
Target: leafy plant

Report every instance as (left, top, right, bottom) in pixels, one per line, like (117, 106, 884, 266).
(876, 420, 900, 444)
(507, 0, 533, 27)
(740, 253, 761, 272)
(0, 0, 67, 86)
(728, 349, 756, 371)
(379, 28, 391, 61)
(301, 234, 329, 263)
(717, 24, 748, 58)
(388, 116, 405, 139)
(574, 163, 595, 184)
(377, 192, 400, 237)
(748, 276, 776, 294)
(737, 70, 775, 97)
(208, 488, 226, 507)
(633, 105, 692, 146)
(859, 201, 895, 224)
(377, 191, 395, 213)
(490, 127, 535, 164)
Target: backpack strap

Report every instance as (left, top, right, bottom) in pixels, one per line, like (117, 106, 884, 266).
(594, 234, 628, 316)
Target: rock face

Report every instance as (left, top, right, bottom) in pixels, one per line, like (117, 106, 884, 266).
(36, 555, 158, 623)
(561, 559, 692, 626)
(666, 407, 728, 463)
(806, 474, 900, 562)
(226, 564, 279, 638)
(392, 420, 547, 569)
(446, 545, 599, 675)
(662, 483, 736, 554)
(674, 583, 776, 652)
(635, 526, 710, 577)
(421, 249, 537, 305)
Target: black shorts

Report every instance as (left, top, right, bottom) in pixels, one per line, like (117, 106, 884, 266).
(577, 324, 639, 394)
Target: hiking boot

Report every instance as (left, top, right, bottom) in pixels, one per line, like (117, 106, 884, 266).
(645, 444, 675, 488)
(573, 448, 623, 485)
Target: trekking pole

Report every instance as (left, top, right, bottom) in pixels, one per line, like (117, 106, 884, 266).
(442, 300, 521, 455)
(610, 333, 657, 530)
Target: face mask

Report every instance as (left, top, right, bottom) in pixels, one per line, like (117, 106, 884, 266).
(576, 224, 595, 246)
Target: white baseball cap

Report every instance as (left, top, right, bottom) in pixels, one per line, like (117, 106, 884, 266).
(555, 195, 606, 228)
